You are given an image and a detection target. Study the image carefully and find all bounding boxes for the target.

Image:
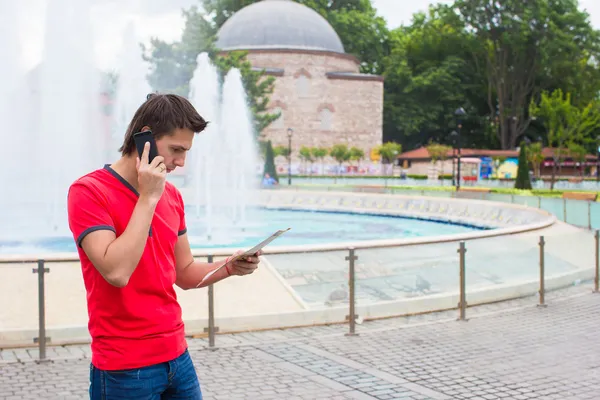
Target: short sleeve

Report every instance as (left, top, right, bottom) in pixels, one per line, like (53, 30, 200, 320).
(174, 187, 187, 236)
(67, 182, 116, 248)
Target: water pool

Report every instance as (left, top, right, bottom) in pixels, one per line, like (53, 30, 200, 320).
(0, 207, 488, 255)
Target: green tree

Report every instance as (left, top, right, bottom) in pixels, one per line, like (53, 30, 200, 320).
(455, 0, 600, 149)
(526, 142, 544, 179)
(529, 89, 600, 189)
(263, 140, 279, 182)
(376, 142, 402, 175)
(349, 147, 365, 170)
(330, 144, 351, 176)
(514, 143, 532, 190)
(299, 146, 315, 174)
(273, 145, 290, 159)
(382, 5, 486, 148)
(310, 147, 329, 174)
(142, 6, 215, 95)
(426, 142, 452, 179)
(568, 143, 587, 177)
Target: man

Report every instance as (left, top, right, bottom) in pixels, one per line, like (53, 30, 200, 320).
(67, 93, 260, 399)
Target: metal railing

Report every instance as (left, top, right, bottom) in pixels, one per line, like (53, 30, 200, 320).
(2, 229, 599, 362)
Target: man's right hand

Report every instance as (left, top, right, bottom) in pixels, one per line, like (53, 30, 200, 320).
(136, 142, 166, 203)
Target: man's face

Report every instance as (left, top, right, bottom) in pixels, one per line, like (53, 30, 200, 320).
(155, 128, 195, 173)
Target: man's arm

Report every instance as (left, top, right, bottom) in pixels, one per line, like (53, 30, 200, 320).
(73, 143, 167, 288)
(80, 197, 156, 288)
(174, 233, 262, 290)
(174, 232, 231, 290)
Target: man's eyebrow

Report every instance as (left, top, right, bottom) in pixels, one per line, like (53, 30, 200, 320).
(171, 145, 190, 151)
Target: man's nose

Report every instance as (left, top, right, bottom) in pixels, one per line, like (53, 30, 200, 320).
(175, 156, 185, 167)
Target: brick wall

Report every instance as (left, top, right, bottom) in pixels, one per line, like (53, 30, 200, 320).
(245, 50, 384, 164)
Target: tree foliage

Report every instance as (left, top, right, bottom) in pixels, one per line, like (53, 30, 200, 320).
(529, 89, 600, 188)
(383, 0, 600, 150)
(263, 140, 279, 182)
(514, 143, 532, 190)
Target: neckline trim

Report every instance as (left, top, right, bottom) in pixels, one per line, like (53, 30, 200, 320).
(103, 164, 139, 196)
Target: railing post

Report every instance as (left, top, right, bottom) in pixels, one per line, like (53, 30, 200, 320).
(563, 198, 567, 222)
(32, 260, 50, 362)
(345, 248, 358, 336)
(204, 255, 219, 350)
(457, 242, 467, 321)
(538, 236, 547, 307)
(588, 201, 592, 230)
(537, 196, 541, 209)
(594, 231, 599, 294)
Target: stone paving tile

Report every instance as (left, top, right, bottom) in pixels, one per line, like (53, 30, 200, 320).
(1, 281, 599, 399)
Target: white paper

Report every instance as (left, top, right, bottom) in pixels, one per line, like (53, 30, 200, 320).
(196, 228, 291, 287)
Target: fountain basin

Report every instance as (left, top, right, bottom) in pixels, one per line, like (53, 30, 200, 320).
(3, 189, 593, 349)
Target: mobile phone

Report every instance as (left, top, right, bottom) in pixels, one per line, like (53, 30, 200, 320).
(133, 130, 159, 163)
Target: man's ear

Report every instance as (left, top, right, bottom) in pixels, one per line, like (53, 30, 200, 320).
(141, 125, 151, 132)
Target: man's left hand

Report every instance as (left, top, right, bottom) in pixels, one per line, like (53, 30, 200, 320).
(226, 250, 262, 276)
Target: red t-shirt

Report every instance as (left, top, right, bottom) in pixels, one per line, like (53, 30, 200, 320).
(67, 164, 188, 370)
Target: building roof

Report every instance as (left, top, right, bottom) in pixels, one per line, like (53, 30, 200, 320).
(398, 146, 597, 161)
(215, 0, 345, 54)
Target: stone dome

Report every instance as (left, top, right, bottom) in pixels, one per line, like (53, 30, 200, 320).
(215, 0, 345, 54)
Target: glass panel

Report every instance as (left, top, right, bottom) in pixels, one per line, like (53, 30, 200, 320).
(351, 242, 459, 305)
(266, 250, 350, 308)
(513, 195, 540, 208)
(543, 230, 595, 280)
(564, 199, 590, 228)
(486, 193, 514, 204)
(462, 234, 540, 289)
(0, 262, 39, 347)
(590, 202, 600, 230)
(540, 197, 565, 220)
(45, 261, 89, 342)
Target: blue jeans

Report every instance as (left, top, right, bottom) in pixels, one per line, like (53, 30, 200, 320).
(89, 349, 202, 399)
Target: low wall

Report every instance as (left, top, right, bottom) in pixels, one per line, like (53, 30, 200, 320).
(1, 189, 582, 348)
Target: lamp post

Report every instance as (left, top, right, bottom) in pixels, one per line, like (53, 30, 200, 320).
(450, 130, 458, 186)
(596, 136, 600, 183)
(287, 128, 293, 185)
(454, 107, 466, 190)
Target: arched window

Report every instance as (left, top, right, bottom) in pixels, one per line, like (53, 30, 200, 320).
(320, 108, 332, 130)
(296, 75, 309, 97)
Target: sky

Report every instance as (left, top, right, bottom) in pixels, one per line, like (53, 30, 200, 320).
(10, 0, 600, 72)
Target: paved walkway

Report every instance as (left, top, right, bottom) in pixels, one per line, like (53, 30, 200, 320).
(1, 282, 600, 400)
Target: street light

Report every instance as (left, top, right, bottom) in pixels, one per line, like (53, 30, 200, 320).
(596, 136, 600, 183)
(454, 107, 466, 190)
(287, 128, 293, 185)
(450, 130, 458, 186)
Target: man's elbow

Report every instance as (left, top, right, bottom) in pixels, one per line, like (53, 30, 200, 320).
(103, 270, 131, 288)
(175, 280, 195, 291)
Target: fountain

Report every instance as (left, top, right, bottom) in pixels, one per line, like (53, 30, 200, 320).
(112, 21, 152, 157)
(0, 0, 25, 234)
(0, 0, 106, 244)
(186, 53, 260, 245)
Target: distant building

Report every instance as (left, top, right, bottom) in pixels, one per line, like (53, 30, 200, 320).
(398, 146, 599, 179)
(215, 0, 384, 167)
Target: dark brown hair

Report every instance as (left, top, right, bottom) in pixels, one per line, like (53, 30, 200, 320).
(119, 93, 208, 156)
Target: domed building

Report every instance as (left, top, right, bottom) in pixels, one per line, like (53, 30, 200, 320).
(216, 0, 383, 172)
